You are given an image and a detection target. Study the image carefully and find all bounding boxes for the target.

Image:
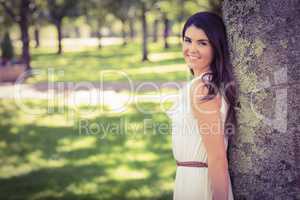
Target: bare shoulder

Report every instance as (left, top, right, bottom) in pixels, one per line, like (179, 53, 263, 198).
(190, 82, 227, 161)
(190, 81, 222, 116)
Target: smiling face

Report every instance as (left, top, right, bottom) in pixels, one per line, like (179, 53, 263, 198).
(182, 25, 214, 77)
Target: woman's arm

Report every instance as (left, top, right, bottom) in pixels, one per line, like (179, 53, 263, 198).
(191, 83, 229, 200)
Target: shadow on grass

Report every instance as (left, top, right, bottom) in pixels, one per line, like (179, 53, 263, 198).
(0, 100, 175, 200)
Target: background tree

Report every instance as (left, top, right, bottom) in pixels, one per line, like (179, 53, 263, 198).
(31, 6, 47, 48)
(140, 1, 148, 61)
(104, 0, 134, 46)
(1, 32, 14, 65)
(152, 18, 159, 43)
(0, 4, 13, 38)
(46, 0, 80, 54)
(0, 5, 14, 63)
(128, 7, 137, 41)
(194, 0, 223, 15)
(0, 0, 36, 70)
(82, 0, 108, 49)
(134, 0, 158, 61)
(155, 0, 175, 49)
(223, 0, 299, 199)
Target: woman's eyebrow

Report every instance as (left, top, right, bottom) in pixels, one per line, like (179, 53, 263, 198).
(184, 36, 208, 42)
(197, 39, 209, 42)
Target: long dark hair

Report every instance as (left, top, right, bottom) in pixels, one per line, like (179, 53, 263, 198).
(182, 12, 238, 137)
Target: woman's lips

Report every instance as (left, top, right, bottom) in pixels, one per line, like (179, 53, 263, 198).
(188, 55, 200, 59)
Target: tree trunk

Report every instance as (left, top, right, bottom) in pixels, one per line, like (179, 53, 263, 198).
(122, 20, 127, 46)
(223, 0, 300, 199)
(152, 19, 158, 43)
(129, 17, 135, 40)
(141, 2, 148, 61)
(97, 30, 102, 49)
(34, 25, 40, 48)
(74, 26, 80, 38)
(55, 19, 63, 54)
(163, 13, 170, 49)
(177, 0, 184, 45)
(19, 0, 31, 70)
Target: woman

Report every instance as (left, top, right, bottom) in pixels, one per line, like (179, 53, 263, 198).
(166, 12, 237, 200)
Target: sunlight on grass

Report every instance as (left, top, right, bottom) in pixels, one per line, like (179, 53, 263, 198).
(27, 41, 188, 83)
(75, 154, 108, 166)
(66, 181, 99, 194)
(125, 152, 158, 162)
(57, 137, 97, 152)
(126, 186, 154, 199)
(109, 166, 150, 181)
(0, 157, 33, 178)
(35, 113, 74, 127)
(0, 150, 67, 178)
(0, 98, 175, 199)
(148, 51, 182, 62)
(31, 190, 64, 200)
(27, 150, 67, 168)
(0, 141, 6, 148)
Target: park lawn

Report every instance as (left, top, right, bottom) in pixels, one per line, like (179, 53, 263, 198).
(0, 99, 175, 200)
(27, 41, 191, 84)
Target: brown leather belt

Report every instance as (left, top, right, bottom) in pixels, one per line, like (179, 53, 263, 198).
(176, 160, 208, 168)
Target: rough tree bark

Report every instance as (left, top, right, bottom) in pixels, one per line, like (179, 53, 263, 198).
(223, 0, 299, 199)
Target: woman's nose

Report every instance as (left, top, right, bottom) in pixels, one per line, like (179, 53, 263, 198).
(189, 42, 198, 52)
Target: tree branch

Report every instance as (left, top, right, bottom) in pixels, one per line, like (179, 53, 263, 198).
(29, 1, 38, 14)
(0, 1, 18, 22)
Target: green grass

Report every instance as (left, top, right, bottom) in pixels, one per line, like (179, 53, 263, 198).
(28, 41, 191, 84)
(0, 38, 185, 199)
(0, 99, 175, 200)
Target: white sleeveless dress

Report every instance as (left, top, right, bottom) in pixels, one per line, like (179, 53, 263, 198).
(166, 77, 234, 200)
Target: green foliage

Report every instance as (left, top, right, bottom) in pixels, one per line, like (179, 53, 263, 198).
(47, 0, 81, 22)
(103, 0, 133, 22)
(1, 32, 14, 62)
(0, 6, 14, 32)
(82, 0, 109, 32)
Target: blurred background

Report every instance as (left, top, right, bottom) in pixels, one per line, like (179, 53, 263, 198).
(0, 0, 222, 199)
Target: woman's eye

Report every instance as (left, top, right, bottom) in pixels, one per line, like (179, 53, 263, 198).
(198, 42, 207, 46)
(184, 38, 191, 43)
